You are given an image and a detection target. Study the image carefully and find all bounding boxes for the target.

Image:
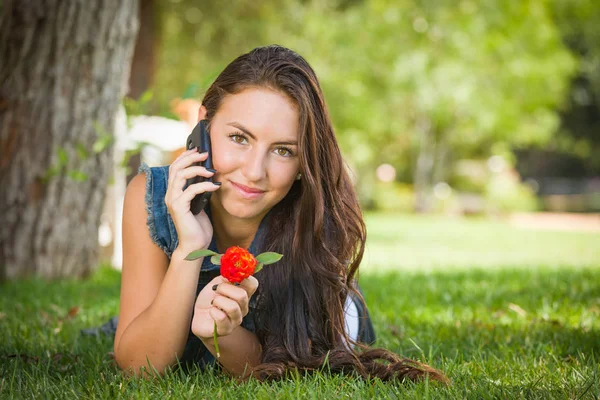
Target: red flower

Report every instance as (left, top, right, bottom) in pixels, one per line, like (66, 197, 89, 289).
(220, 246, 257, 283)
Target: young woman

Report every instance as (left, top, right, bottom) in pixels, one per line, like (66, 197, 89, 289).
(114, 45, 447, 383)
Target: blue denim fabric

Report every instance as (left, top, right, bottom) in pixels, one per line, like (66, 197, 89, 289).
(139, 163, 269, 369)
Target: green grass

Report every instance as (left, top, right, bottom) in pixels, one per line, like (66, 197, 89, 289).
(1, 213, 599, 399)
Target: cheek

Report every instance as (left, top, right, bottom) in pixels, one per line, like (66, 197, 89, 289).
(271, 167, 298, 190)
(211, 140, 239, 172)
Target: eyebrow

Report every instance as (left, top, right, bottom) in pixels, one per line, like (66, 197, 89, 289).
(227, 122, 298, 146)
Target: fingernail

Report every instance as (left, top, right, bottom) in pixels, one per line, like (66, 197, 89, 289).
(212, 182, 222, 186)
(212, 284, 218, 291)
(206, 168, 217, 173)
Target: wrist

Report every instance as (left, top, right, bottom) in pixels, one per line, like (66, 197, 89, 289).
(172, 246, 206, 262)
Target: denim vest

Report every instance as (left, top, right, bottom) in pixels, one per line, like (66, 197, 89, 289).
(139, 163, 270, 368)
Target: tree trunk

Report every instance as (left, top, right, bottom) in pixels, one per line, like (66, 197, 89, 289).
(432, 132, 450, 185)
(0, 0, 139, 280)
(413, 117, 434, 213)
(128, 0, 156, 100)
(126, 0, 156, 184)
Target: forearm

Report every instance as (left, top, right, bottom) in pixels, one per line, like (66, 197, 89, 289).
(115, 248, 202, 375)
(201, 326, 263, 377)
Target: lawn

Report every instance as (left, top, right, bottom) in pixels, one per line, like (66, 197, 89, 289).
(1, 213, 599, 399)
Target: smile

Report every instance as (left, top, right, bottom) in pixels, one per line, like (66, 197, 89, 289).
(231, 182, 266, 200)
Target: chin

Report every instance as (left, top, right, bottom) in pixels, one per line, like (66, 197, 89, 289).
(220, 196, 270, 220)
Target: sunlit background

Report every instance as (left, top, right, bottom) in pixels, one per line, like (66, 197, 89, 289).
(99, 0, 600, 266)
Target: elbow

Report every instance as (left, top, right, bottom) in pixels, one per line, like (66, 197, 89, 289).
(115, 356, 170, 378)
(114, 346, 171, 378)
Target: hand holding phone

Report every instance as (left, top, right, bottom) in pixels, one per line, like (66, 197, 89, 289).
(185, 119, 213, 215)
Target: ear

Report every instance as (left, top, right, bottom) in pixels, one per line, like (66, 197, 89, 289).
(197, 105, 208, 122)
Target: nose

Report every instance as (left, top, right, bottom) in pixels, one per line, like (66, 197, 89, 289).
(241, 147, 267, 183)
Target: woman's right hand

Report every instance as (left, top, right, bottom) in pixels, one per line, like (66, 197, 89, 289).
(164, 148, 221, 254)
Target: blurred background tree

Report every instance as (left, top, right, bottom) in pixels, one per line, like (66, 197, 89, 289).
(141, 0, 595, 213)
(515, 0, 600, 212)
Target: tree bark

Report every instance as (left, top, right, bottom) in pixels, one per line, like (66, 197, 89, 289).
(0, 0, 139, 280)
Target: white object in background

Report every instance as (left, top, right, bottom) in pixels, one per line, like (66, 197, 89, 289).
(344, 295, 360, 348)
(104, 108, 192, 269)
(119, 115, 190, 153)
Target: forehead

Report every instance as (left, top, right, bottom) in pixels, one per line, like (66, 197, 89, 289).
(215, 88, 299, 139)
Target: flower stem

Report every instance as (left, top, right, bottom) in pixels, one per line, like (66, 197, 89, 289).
(213, 322, 220, 358)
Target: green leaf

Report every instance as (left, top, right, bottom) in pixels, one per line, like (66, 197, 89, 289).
(92, 121, 114, 154)
(255, 252, 283, 265)
(138, 90, 153, 106)
(76, 143, 89, 160)
(68, 170, 88, 182)
(57, 147, 68, 167)
(254, 263, 264, 274)
(182, 83, 198, 99)
(185, 249, 218, 261)
(211, 254, 222, 265)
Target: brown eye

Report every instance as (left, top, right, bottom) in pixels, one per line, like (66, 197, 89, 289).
(229, 133, 248, 144)
(276, 148, 291, 157)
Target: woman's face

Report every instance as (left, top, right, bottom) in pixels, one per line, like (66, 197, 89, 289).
(209, 88, 301, 220)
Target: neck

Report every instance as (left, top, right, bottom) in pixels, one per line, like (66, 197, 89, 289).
(209, 196, 266, 253)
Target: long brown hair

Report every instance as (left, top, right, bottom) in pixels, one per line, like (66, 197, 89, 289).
(201, 45, 448, 384)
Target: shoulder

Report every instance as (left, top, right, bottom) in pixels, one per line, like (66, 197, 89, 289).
(123, 173, 147, 224)
(125, 172, 147, 201)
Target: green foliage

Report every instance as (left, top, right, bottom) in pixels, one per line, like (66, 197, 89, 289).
(484, 173, 539, 214)
(210, 254, 222, 265)
(67, 170, 89, 182)
(548, 0, 600, 173)
(123, 90, 154, 118)
(255, 252, 284, 265)
(42, 145, 92, 184)
(75, 143, 89, 160)
(148, 0, 585, 208)
(184, 249, 217, 261)
(92, 122, 114, 154)
(371, 181, 415, 212)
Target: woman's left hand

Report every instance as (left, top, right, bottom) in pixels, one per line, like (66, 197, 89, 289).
(191, 275, 259, 340)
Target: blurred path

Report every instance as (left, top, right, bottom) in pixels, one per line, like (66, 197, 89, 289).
(509, 212, 600, 233)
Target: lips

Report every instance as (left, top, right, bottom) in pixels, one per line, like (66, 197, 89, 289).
(231, 182, 266, 199)
(231, 182, 266, 193)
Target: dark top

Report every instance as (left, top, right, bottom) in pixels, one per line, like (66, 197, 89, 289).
(140, 163, 271, 368)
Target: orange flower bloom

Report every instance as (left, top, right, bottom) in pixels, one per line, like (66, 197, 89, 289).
(220, 246, 257, 283)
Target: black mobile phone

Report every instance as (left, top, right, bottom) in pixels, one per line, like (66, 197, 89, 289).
(185, 119, 213, 215)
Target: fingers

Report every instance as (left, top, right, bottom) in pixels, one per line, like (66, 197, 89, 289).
(169, 149, 208, 177)
(168, 150, 209, 183)
(209, 307, 231, 336)
(214, 282, 251, 317)
(168, 181, 220, 216)
(212, 295, 243, 326)
(172, 165, 215, 194)
(238, 276, 259, 298)
(200, 273, 259, 338)
(178, 181, 221, 204)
